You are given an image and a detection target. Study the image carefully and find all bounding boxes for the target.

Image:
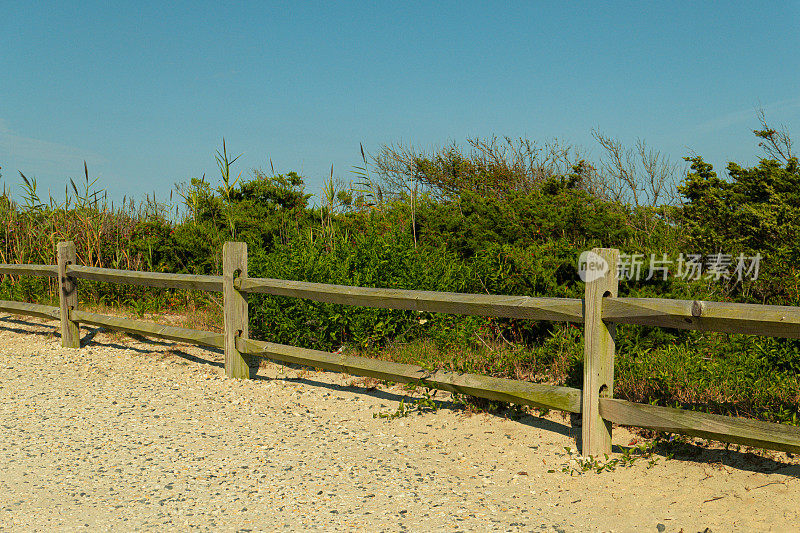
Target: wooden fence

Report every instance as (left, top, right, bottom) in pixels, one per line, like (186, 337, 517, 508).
(1, 241, 799, 457)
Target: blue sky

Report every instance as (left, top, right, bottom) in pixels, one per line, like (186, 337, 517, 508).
(1, 1, 799, 204)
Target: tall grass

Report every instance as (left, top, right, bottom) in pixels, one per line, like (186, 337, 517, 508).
(0, 163, 208, 312)
(5, 165, 162, 269)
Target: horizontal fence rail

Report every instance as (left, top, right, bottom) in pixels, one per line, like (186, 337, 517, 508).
(67, 265, 223, 293)
(72, 310, 225, 350)
(605, 298, 800, 339)
(237, 277, 585, 322)
(0, 300, 61, 321)
(237, 337, 582, 413)
(0, 264, 58, 278)
(1, 241, 799, 460)
(5, 264, 800, 338)
(599, 398, 800, 454)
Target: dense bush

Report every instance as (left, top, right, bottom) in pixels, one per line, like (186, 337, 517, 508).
(679, 156, 800, 303)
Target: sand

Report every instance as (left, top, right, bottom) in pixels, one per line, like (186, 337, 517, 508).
(0, 315, 798, 532)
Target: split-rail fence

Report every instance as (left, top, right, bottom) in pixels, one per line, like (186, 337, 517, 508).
(1, 242, 799, 457)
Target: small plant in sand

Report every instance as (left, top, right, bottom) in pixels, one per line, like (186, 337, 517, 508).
(374, 383, 439, 419)
(554, 442, 659, 475)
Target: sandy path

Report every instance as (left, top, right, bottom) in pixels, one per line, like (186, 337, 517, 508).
(0, 315, 798, 532)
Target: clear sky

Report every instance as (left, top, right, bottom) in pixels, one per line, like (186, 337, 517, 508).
(2, 1, 799, 204)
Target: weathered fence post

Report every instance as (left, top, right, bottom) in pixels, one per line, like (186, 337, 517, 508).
(581, 248, 619, 457)
(57, 241, 80, 348)
(223, 242, 253, 378)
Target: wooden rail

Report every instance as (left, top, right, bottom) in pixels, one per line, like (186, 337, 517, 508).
(237, 337, 582, 413)
(72, 310, 224, 349)
(0, 242, 798, 459)
(606, 298, 800, 339)
(0, 264, 58, 278)
(0, 300, 61, 321)
(599, 398, 800, 454)
(237, 277, 584, 322)
(67, 265, 223, 292)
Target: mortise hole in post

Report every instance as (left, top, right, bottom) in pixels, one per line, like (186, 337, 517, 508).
(599, 384, 609, 397)
(602, 290, 613, 298)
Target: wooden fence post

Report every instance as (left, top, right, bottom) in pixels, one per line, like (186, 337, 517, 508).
(57, 241, 80, 348)
(223, 242, 253, 378)
(581, 248, 619, 457)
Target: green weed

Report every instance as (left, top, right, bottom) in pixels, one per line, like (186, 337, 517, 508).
(557, 442, 659, 475)
(374, 383, 439, 419)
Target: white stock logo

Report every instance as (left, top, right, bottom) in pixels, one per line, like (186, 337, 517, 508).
(578, 251, 608, 282)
